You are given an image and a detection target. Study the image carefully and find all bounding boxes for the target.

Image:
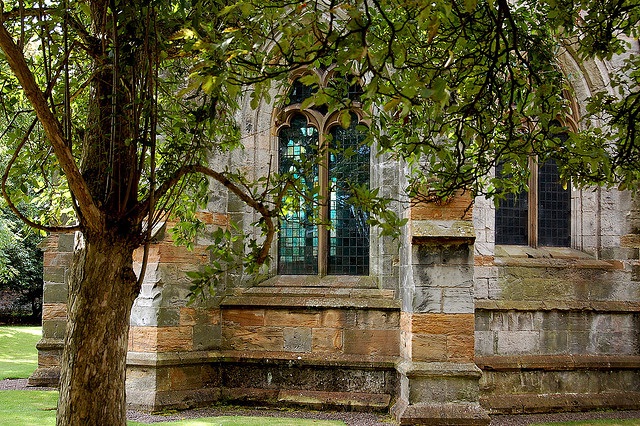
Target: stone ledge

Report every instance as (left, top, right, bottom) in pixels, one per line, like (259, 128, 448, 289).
(481, 392, 640, 414)
(127, 350, 399, 369)
(127, 388, 222, 411)
(494, 245, 616, 269)
(411, 220, 476, 245)
(127, 350, 217, 367)
(27, 367, 60, 388)
(220, 350, 399, 369)
(476, 355, 640, 371)
(256, 275, 378, 288)
(475, 299, 640, 312)
(35, 338, 65, 351)
(397, 360, 483, 379)
(241, 286, 395, 299)
(220, 388, 391, 411)
(278, 389, 391, 410)
(221, 294, 400, 310)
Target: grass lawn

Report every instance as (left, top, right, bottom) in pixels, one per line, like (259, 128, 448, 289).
(0, 390, 345, 426)
(0, 326, 41, 380)
(531, 421, 640, 426)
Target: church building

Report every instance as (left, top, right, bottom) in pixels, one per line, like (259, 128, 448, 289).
(30, 42, 640, 425)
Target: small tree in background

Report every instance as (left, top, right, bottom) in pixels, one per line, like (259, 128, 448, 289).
(0, 209, 43, 323)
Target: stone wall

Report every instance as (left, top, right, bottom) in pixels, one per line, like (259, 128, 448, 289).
(473, 189, 640, 414)
(29, 232, 74, 386)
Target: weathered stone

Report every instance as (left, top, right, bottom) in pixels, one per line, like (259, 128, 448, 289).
(410, 192, 474, 221)
(343, 329, 400, 357)
(222, 325, 284, 351)
(43, 266, 65, 283)
(42, 319, 66, 340)
(320, 309, 346, 328)
(412, 286, 443, 313)
(283, 327, 312, 352)
(312, 328, 343, 352)
(448, 334, 475, 362)
(43, 283, 68, 304)
(443, 287, 475, 313)
(412, 334, 448, 362)
(193, 324, 221, 351)
(222, 308, 265, 326)
(42, 303, 67, 321)
(265, 309, 321, 327)
(355, 309, 400, 329)
(412, 313, 475, 336)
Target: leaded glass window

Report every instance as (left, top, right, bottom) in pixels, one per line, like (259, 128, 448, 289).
(538, 158, 571, 247)
(277, 72, 370, 275)
(278, 115, 319, 274)
(328, 116, 370, 275)
(495, 157, 570, 247)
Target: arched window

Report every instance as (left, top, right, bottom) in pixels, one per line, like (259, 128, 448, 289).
(276, 72, 370, 275)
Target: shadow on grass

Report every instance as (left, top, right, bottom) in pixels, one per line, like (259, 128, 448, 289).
(0, 390, 346, 426)
(0, 326, 41, 380)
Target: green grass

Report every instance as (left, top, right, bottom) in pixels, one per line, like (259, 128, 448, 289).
(0, 391, 345, 426)
(531, 420, 640, 426)
(0, 390, 57, 426)
(0, 326, 41, 379)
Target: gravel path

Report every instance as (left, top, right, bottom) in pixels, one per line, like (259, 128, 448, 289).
(3, 379, 640, 425)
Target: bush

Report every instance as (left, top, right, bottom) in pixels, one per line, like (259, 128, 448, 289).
(0, 210, 44, 325)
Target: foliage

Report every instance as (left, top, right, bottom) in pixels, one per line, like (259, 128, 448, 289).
(191, 0, 640, 199)
(0, 0, 638, 277)
(0, 210, 44, 321)
(0, 326, 41, 379)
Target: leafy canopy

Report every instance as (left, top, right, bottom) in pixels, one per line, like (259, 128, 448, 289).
(0, 0, 638, 266)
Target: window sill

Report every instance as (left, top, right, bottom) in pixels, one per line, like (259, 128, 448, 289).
(494, 245, 615, 269)
(221, 275, 399, 310)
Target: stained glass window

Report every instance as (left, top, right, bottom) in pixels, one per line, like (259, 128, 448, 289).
(328, 116, 370, 275)
(278, 115, 319, 274)
(277, 74, 370, 275)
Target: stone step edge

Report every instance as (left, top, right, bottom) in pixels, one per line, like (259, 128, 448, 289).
(221, 295, 400, 309)
(127, 349, 399, 369)
(476, 354, 640, 371)
(475, 299, 640, 312)
(481, 392, 640, 415)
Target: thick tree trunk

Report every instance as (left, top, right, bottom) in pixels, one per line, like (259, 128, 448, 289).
(56, 233, 139, 426)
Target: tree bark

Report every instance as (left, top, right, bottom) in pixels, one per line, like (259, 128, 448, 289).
(56, 233, 140, 426)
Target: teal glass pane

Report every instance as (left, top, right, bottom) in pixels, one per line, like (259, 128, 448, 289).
(328, 115, 370, 275)
(278, 114, 319, 274)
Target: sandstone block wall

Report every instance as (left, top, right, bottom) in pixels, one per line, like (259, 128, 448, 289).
(473, 189, 640, 414)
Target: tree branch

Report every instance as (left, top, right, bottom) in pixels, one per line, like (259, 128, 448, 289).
(0, 22, 104, 234)
(133, 164, 277, 265)
(1, 117, 81, 233)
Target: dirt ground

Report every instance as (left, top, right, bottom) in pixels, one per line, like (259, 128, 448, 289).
(3, 379, 640, 426)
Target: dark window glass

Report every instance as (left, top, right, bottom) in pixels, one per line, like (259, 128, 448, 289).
(495, 163, 529, 245)
(287, 78, 316, 105)
(328, 115, 370, 275)
(278, 114, 319, 274)
(538, 158, 570, 247)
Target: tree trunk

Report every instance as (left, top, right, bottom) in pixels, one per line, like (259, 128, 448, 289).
(56, 233, 139, 426)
